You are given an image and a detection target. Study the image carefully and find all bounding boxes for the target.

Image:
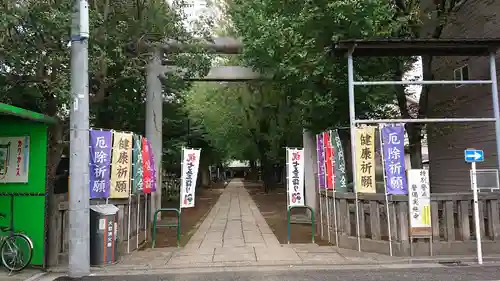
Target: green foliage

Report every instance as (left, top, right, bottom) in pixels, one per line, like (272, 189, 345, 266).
(227, 0, 405, 133)
(0, 0, 213, 174)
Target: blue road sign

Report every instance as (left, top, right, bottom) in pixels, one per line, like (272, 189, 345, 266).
(464, 149, 484, 163)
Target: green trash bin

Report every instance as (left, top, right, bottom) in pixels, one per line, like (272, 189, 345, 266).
(89, 204, 119, 265)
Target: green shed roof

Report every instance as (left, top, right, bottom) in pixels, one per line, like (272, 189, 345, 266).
(0, 103, 57, 124)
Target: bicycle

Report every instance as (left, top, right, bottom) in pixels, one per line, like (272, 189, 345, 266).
(0, 212, 33, 272)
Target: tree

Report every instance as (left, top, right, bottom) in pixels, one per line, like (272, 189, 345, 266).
(227, 0, 403, 132)
(391, 0, 469, 168)
(186, 79, 304, 190)
(0, 0, 211, 186)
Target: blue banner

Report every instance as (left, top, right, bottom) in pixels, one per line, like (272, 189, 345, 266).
(89, 129, 112, 198)
(381, 125, 408, 195)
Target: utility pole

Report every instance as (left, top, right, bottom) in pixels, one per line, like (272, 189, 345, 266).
(146, 49, 163, 221)
(69, 0, 90, 277)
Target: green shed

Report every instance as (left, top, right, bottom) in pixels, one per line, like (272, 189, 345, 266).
(0, 102, 56, 268)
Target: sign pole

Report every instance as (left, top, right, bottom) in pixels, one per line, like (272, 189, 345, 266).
(471, 161, 483, 265)
(465, 148, 485, 265)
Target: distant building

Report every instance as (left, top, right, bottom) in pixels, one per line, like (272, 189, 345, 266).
(420, 0, 500, 192)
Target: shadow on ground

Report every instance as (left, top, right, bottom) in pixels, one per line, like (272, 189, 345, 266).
(244, 181, 330, 245)
(141, 187, 223, 248)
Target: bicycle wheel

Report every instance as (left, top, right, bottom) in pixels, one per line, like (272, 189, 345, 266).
(1, 234, 33, 272)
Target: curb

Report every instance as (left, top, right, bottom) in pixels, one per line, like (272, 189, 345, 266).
(45, 258, 500, 276)
(47, 261, 497, 277)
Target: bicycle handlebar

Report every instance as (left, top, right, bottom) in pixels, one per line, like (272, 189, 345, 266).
(0, 213, 5, 218)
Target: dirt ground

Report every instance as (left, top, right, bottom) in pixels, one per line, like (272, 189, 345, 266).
(143, 187, 223, 248)
(245, 182, 330, 246)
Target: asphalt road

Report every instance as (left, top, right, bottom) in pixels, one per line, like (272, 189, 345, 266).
(52, 266, 500, 281)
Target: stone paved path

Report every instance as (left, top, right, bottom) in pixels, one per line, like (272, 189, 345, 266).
(100, 179, 403, 271)
(184, 179, 280, 249)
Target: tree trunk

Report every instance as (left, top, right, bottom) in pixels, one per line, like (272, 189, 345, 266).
(261, 160, 274, 193)
(393, 60, 424, 169)
(407, 124, 423, 168)
(201, 166, 210, 186)
(247, 160, 258, 181)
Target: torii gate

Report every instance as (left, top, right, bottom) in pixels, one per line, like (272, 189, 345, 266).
(145, 37, 261, 219)
(145, 37, 420, 220)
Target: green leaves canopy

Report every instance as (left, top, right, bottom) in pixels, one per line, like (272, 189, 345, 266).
(228, 0, 405, 132)
(0, 0, 212, 174)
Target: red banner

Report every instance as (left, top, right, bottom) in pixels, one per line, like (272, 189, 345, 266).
(142, 137, 152, 194)
(323, 131, 334, 190)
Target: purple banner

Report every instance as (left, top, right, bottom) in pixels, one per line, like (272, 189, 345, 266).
(147, 139, 157, 192)
(381, 125, 408, 195)
(89, 129, 113, 198)
(316, 134, 326, 189)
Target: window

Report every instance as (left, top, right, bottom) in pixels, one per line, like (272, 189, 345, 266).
(453, 64, 470, 88)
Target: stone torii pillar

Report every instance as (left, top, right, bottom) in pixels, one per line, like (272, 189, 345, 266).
(145, 37, 243, 221)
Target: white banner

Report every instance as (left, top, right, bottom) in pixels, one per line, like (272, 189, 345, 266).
(408, 169, 432, 236)
(287, 148, 305, 207)
(0, 136, 30, 183)
(180, 148, 201, 208)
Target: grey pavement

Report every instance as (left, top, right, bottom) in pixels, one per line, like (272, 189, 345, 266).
(185, 178, 281, 249)
(47, 266, 500, 281)
(0, 268, 46, 281)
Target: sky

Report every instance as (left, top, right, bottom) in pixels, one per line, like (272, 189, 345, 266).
(404, 57, 423, 100)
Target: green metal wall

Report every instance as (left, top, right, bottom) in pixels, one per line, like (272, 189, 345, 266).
(0, 117, 48, 266)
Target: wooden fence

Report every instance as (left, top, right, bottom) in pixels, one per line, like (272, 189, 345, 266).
(47, 193, 150, 266)
(319, 191, 500, 256)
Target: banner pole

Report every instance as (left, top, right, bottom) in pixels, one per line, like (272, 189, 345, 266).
(127, 142, 134, 254)
(353, 126, 361, 252)
(379, 124, 393, 256)
(127, 193, 132, 253)
(144, 193, 147, 242)
(330, 130, 339, 247)
(323, 134, 331, 243)
(315, 135, 324, 239)
(179, 147, 185, 213)
(285, 147, 289, 210)
(137, 193, 140, 249)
